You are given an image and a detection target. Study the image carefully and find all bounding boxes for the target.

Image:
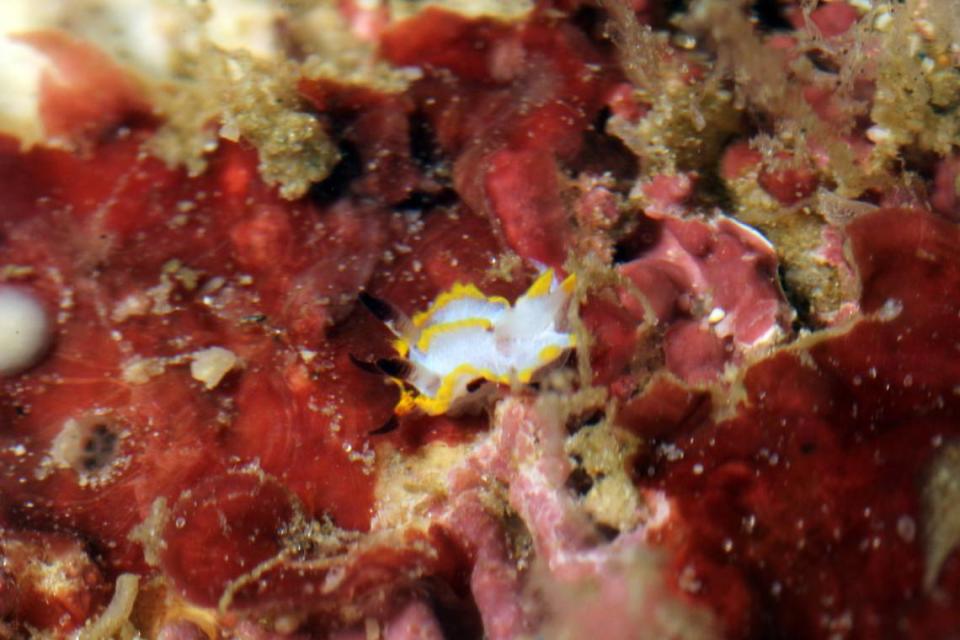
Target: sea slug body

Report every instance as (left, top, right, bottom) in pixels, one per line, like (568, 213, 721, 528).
(361, 269, 577, 416)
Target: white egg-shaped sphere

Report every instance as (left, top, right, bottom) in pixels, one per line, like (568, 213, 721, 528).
(0, 285, 51, 376)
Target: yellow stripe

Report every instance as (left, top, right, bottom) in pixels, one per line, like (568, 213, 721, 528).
(400, 339, 576, 415)
(411, 283, 509, 328)
(383, 376, 420, 416)
(416, 317, 493, 352)
(538, 344, 564, 364)
(516, 367, 536, 384)
(524, 269, 555, 298)
(515, 342, 571, 383)
(412, 363, 509, 416)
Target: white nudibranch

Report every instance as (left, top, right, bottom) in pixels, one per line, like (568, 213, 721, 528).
(358, 269, 577, 419)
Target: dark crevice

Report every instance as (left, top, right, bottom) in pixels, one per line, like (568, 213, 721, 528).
(308, 140, 363, 206)
(80, 422, 118, 472)
(806, 49, 841, 74)
(571, 5, 613, 47)
(777, 265, 816, 332)
(423, 577, 485, 640)
(662, 1, 791, 36)
(665, 0, 689, 20)
(392, 188, 459, 213)
(613, 214, 662, 264)
(593, 106, 613, 133)
(571, 5, 603, 35)
(100, 111, 161, 145)
(752, 0, 794, 32)
(568, 127, 638, 187)
(595, 523, 620, 542)
(566, 408, 605, 434)
(409, 111, 441, 170)
(465, 378, 486, 393)
(566, 466, 595, 496)
(747, 567, 793, 640)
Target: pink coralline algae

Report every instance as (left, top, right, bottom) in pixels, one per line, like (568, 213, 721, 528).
(619, 209, 790, 383)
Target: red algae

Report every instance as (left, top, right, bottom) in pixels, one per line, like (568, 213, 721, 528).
(638, 209, 960, 637)
(160, 471, 296, 607)
(0, 530, 109, 631)
(619, 211, 789, 383)
(14, 31, 151, 147)
(2, 1, 960, 638)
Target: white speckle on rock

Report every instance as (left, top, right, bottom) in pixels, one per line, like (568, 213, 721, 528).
(873, 11, 893, 32)
(896, 515, 916, 543)
(121, 356, 167, 384)
(866, 125, 893, 145)
(877, 298, 903, 321)
(190, 346, 238, 390)
(0, 285, 50, 376)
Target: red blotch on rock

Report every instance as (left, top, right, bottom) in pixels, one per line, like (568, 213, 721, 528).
(229, 205, 294, 271)
(380, 8, 511, 83)
(0, 531, 107, 632)
(222, 525, 466, 619)
(616, 374, 711, 441)
(720, 141, 762, 181)
(810, 2, 860, 38)
(484, 148, 570, 267)
(606, 83, 646, 123)
(16, 30, 150, 145)
(931, 155, 960, 221)
(633, 208, 960, 637)
(757, 164, 818, 205)
(663, 321, 728, 384)
(160, 471, 296, 608)
(157, 620, 210, 640)
(722, 142, 820, 205)
(802, 84, 844, 124)
(221, 367, 377, 532)
(619, 213, 787, 383)
(580, 293, 644, 388)
(641, 173, 696, 213)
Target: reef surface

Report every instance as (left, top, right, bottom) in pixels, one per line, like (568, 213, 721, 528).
(1, 1, 960, 638)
